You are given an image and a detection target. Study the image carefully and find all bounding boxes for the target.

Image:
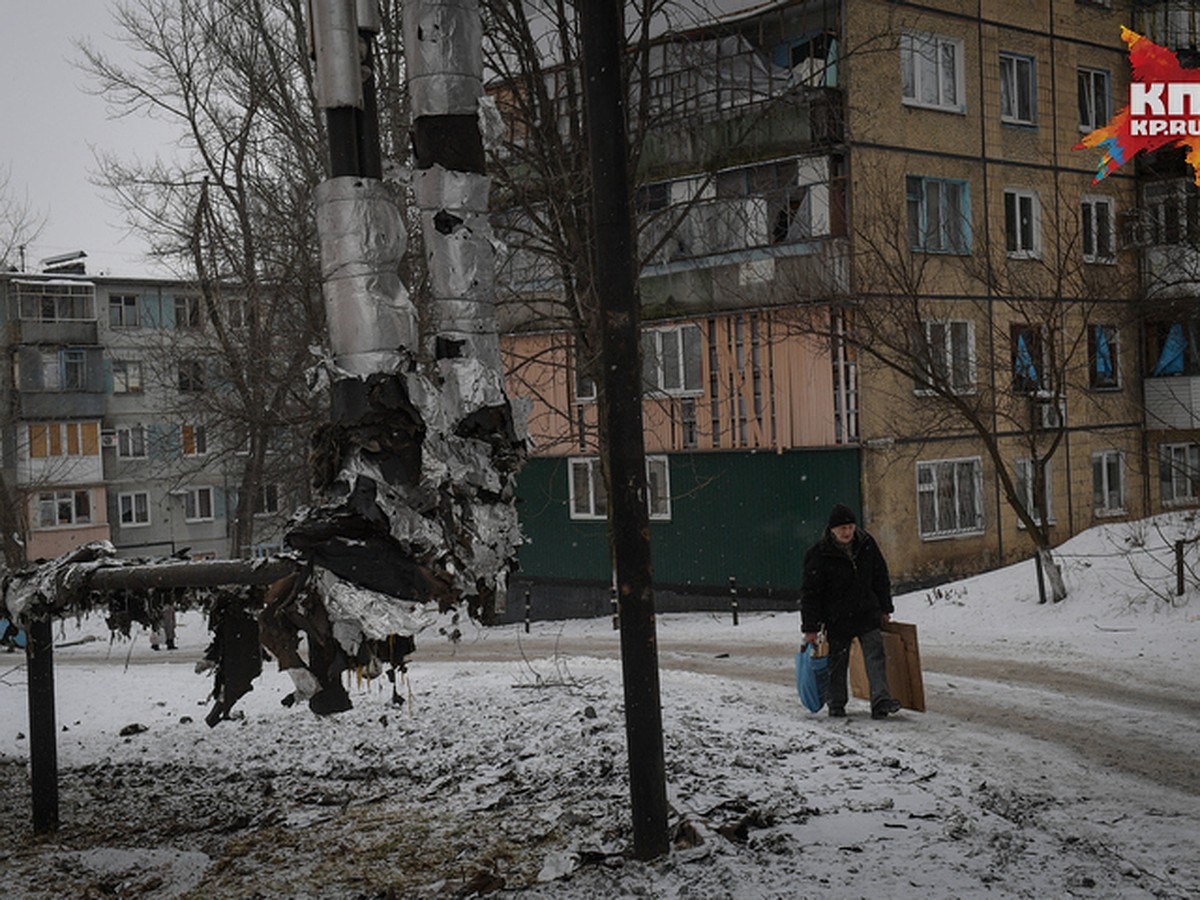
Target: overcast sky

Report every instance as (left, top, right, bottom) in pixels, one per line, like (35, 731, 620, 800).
(0, 2, 176, 277)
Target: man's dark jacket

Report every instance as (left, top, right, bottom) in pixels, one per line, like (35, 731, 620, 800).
(800, 529, 893, 640)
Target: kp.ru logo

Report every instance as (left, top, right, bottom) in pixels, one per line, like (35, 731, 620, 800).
(1077, 28, 1200, 184)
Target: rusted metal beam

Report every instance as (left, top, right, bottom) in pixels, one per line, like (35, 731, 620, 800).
(82, 557, 299, 593)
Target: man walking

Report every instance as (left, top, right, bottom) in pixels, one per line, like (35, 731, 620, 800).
(801, 503, 901, 719)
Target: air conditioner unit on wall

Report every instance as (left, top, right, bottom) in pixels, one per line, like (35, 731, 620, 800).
(101, 433, 117, 448)
(1038, 397, 1066, 430)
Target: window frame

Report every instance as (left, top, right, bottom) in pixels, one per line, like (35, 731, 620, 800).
(181, 423, 208, 457)
(1088, 323, 1120, 390)
(108, 294, 140, 328)
(118, 491, 151, 527)
(916, 456, 985, 539)
(1092, 449, 1126, 516)
(1159, 442, 1200, 505)
(36, 489, 93, 529)
(568, 455, 672, 521)
(1004, 188, 1041, 258)
(642, 324, 704, 397)
(915, 319, 976, 394)
(1014, 457, 1055, 527)
(906, 176, 971, 254)
(900, 30, 966, 114)
(174, 295, 203, 330)
(1081, 196, 1116, 263)
(111, 359, 144, 394)
(178, 359, 206, 393)
(184, 486, 215, 522)
(999, 52, 1037, 126)
(1077, 66, 1111, 133)
(116, 424, 147, 459)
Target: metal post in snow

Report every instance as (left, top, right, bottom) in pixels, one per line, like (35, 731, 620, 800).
(579, 1, 669, 861)
(1176, 540, 1185, 596)
(611, 585, 619, 631)
(26, 616, 58, 835)
(524, 588, 531, 634)
(729, 576, 739, 626)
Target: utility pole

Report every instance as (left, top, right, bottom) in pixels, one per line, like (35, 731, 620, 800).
(578, 2, 669, 861)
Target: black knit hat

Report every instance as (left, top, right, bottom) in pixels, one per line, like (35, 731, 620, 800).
(828, 503, 857, 528)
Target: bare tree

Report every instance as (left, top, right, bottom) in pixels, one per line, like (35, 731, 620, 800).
(79, 0, 348, 557)
(778, 155, 1140, 601)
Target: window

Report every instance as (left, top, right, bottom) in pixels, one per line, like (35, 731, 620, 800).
(1092, 450, 1125, 515)
(27, 422, 99, 458)
(254, 483, 280, 516)
(181, 424, 207, 456)
(117, 425, 147, 459)
(906, 177, 970, 253)
(568, 456, 671, 521)
(184, 487, 215, 521)
(1004, 189, 1040, 257)
(1078, 67, 1110, 132)
(174, 296, 202, 330)
(901, 30, 964, 112)
(1011, 324, 1045, 393)
(1088, 324, 1120, 389)
(915, 320, 975, 393)
(119, 491, 151, 527)
(109, 294, 140, 327)
(917, 457, 984, 539)
(1081, 197, 1116, 263)
(37, 490, 92, 529)
(1014, 458, 1054, 526)
(642, 325, 703, 395)
(63, 350, 87, 390)
(178, 360, 206, 392)
(111, 360, 144, 394)
(16, 282, 95, 322)
(1160, 443, 1200, 505)
(999, 53, 1036, 125)
(573, 345, 597, 403)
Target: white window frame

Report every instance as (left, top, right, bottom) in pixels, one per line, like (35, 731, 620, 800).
(118, 491, 151, 527)
(1089, 323, 1120, 390)
(1092, 450, 1126, 517)
(109, 294, 140, 328)
(111, 359, 144, 394)
(116, 425, 147, 459)
(184, 486, 215, 522)
(642, 325, 703, 396)
(900, 30, 965, 113)
(1004, 188, 1041, 258)
(568, 455, 671, 521)
(916, 320, 976, 395)
(916, 457, 984, 539)
(1014, 457, 1055, 527)
(1081, 196, 1116, 263)
(999, 52, 1036, 126)
(1078, 66, 1110, 133)
(181, 423, 208, 457)
(178, 359, 206, 393)
(36, 489, 92, 529)
(1160, 443, 1200, 505)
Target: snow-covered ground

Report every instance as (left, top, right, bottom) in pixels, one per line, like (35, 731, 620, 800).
(1, 516, 1198, 898)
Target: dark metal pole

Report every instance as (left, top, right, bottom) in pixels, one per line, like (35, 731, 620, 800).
(1176, 540, 1185, 596)
(26, 617, 59, 834)
(579, 1, 669, 861)
(729, 576, 739, 626)
(524, 588, 532, 634)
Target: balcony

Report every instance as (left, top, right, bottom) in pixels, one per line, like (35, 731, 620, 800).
(18, 391, 107, 419)
(1145, 376, 1200, 430)
(7, 320, 99, 345)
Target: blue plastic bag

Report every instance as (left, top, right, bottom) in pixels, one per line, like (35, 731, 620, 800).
(795, 644, 830, 713)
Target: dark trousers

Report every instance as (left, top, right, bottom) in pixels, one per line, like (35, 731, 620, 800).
(828, 629, 892, 712)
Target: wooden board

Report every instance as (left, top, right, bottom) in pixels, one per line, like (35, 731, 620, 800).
(849, 621, 926, 712)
